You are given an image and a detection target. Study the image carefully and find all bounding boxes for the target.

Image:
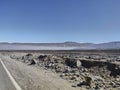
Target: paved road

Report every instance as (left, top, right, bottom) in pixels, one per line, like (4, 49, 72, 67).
(0, 60, 16, 90)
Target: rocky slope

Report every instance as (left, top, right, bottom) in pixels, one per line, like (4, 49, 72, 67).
(1, 53, 81, 90)
(9, 52, 120, 90)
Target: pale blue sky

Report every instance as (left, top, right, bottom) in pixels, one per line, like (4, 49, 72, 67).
(0, 0, 120, 43)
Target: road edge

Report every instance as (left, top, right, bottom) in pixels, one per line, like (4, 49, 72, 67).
(0, 58, 22, 90)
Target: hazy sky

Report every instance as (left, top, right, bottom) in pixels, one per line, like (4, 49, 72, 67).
(0, 0, 120, 43)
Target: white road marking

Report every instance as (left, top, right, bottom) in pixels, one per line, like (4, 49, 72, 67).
(0, 58, 22, 90)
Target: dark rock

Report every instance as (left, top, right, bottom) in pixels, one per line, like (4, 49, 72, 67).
(26, 53, 33, 57)
(65, 58, 81, 68)
(27, 59, 36, 65)
(38, 55, 47, 60)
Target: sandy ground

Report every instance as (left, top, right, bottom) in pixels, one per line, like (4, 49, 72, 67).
(0, 53, 86, 90)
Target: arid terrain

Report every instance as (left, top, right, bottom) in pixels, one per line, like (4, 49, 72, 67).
(0, 50, 120, 90)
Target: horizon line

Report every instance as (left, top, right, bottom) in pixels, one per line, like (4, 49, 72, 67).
(0, 41, 120, 44)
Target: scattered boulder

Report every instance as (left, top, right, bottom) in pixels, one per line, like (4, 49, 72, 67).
(38, 55, 47, 61)
(26, 53, 33, 57)
(27, 59, 36, 65)
(65, 58, 81, 68)
(76, 60, 81, 68)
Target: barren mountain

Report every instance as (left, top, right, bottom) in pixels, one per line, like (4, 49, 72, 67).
(0, 41, 120, 50)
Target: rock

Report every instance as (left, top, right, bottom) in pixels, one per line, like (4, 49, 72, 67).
(71, 84, 77, 87)
(82, 75, 104, 88)
(65, 58, 81, 68)
(26, 53, 33, 57)
(84, 76, 92, 86)
(55, 64, 65, 73)
(22, 54, 33, 61)
(84, 68, 88, 72)
(98, 88, 104, 90)
(65, 58, 76, 68)
(60, 73, 65, 77)
(38, 55, 47, 61)
(70, 76, 77, 80)
(76, 60, 81, 68)
(81, 68, 88, 72)
(27, 59, 36, 65)
(116, 78, 120, 81)
(63, 66, 71, 73)
(71, 69, 77, 73)
(33, 59, 39, 65)
(74, 72, 80, 77)
(77, 81, 88, 87)
(110, 81, 116, 86)
(94, 76, 105, 82)
(65, 73, 70, 76)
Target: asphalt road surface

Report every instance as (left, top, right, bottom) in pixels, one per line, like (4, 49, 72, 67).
(0, 61, 16, 90)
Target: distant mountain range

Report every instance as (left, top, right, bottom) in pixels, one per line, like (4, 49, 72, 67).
(0, 41, 120, 50)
